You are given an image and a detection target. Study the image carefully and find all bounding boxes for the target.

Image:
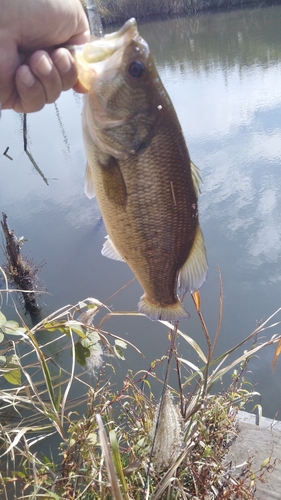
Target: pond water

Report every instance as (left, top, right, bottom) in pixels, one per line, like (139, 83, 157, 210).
(1, 3, 281, 420)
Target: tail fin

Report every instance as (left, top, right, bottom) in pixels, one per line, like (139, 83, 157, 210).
(138, 295, 190, 321)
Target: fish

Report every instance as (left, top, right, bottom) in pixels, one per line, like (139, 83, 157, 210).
(71, 18, 208, 321)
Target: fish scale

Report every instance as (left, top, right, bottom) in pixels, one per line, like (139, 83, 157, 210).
(71, 18, 208, 321)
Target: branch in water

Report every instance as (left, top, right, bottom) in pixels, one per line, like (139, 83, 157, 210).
(1, 212, 42, 318)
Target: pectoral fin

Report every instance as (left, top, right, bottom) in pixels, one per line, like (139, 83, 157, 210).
(85, 162, 96, 199)
(101, 236, 124, 262)
(85, 154, 127, 206)
(101, 155, 127, 207)
(178, 225, 208, 295)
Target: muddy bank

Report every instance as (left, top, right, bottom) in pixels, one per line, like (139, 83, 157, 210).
(95, 0, 280, 25)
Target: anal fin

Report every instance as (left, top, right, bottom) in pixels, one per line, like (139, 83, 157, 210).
(178, 225, 208, 295)
(101, 235, 124, 262)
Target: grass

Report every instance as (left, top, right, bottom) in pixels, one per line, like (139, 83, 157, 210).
(0, 266, 281, 499)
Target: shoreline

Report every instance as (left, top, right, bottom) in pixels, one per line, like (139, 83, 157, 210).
(95, 0, 281, 26)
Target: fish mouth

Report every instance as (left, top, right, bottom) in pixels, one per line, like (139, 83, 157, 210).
(68, 18, 147, 90)
(78, 18, 138, 63)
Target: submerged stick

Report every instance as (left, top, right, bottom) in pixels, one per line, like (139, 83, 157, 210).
(3, 147, 13, 160)
(1, 212, 41, 318)
(25, 149, 49, 185)
(22, 113, 49, 185)
(23, 113, 28, 152)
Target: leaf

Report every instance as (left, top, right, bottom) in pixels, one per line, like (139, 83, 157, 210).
(172, 326, 207, 363)
(78, 298, 107, 311)
(6, 354, 20, 368)
(115, 339, 127, 349)
(4, 369, 21, 385)
(78, 301, 88, 309)
(1, 320, 20, 334)
(65, 320, 87, 338)
(96, 414, 125, 500)
(0, 428, 27, 457)
(210, 341, 272, 386)
(2, 325, 27, 336)
(28, 330, 57, 412)
(260, 457, 270, 469)
(178, 358, 204, 380)
(43, 320, 71, 334)
(192, 290, 201, 311)
(0, 332, 4, 343)
(272, 338, 281, 371)
(88, 432, 97, 445)
(54, 369, 62, 411)
(114, 345, 125, 360)
(81, 330, 100, 349)
(75, 342, 91, 367)
(0, 311, 6, 327)
(136, 437, 145, 449)
(15, 472, 26, 479)
(110, 429, 129, 498)
(87, 298, 107, 309)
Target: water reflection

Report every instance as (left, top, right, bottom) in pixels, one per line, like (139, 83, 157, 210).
(140, 7, 281, 276)
(1, 5, 281, 418)
(140, 6, 281, 70)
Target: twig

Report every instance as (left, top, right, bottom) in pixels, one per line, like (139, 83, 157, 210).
(1, 212, 41, 318)
(3, 147, 13, 160)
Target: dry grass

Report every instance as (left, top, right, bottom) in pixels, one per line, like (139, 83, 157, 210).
(95, 0, 261, 25)
(0, 267, 280, 499)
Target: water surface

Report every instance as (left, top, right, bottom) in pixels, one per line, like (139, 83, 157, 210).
(1, 4, 281, 419)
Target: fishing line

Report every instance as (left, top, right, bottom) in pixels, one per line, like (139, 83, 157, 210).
(142, 320, 179, 500)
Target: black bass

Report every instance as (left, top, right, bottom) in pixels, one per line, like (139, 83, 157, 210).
(71, 19, 207, 321)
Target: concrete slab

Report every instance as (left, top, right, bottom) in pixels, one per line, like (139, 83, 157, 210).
(226, 411, 281, 499)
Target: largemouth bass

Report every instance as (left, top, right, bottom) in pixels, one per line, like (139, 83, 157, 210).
(72, 18, 207, 321)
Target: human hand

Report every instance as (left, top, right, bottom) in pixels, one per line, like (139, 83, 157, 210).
(0, 0, 90, 113)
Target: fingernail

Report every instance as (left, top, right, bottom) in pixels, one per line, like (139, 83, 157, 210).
(18, 66, 36, 87)
(53, 51, 72, 74)
(36, 54, 52, 76)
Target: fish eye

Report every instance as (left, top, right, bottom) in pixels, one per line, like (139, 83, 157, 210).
(128, 60, 145, 79)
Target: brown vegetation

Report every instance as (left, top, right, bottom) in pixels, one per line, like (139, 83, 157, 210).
(1, 277, 280, 498)
(95, 0, 265, 25)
